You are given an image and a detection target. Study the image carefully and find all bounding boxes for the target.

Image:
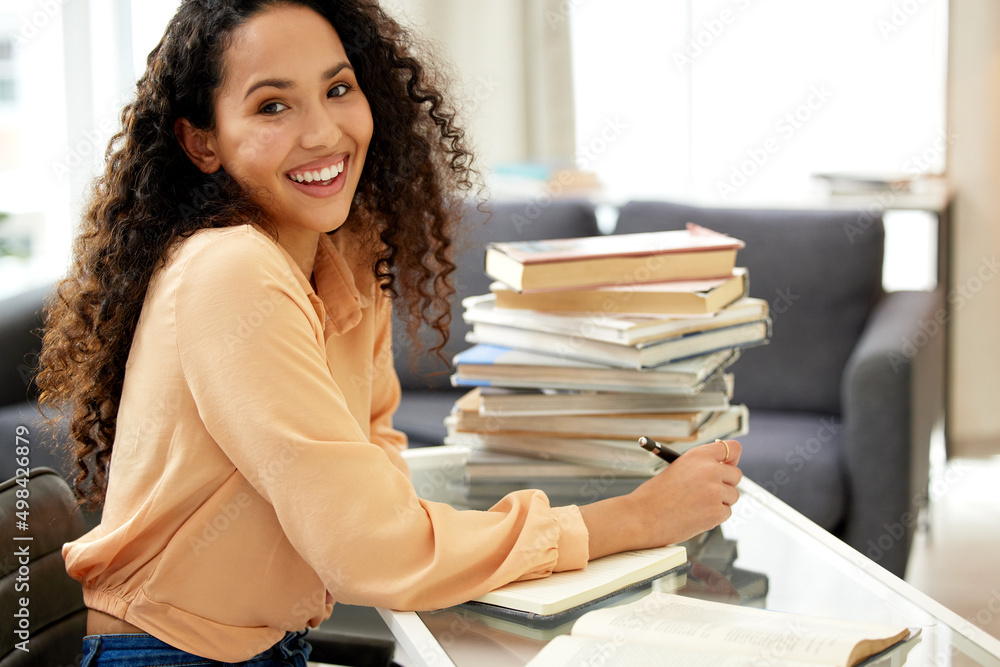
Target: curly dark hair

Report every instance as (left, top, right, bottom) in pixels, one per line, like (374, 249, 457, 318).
(37, 0, 478, 508)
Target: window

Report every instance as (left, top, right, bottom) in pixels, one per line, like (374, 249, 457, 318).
(0, 34, 14, 104)
(570, 0, 948, 289)
(0, 1, 179, 298)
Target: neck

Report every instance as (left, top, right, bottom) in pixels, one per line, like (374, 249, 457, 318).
(276, 228, 321, 284)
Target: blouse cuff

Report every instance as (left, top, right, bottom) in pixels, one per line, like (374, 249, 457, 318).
(550, 504, 589, 572)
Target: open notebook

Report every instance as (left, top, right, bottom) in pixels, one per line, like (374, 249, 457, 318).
(463, 545, 688, 624)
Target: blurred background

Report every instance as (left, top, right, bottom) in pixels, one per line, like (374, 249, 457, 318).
(0, 0, 995, 456)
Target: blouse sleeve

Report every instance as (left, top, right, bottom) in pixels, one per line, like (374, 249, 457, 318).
(172, 231, 589, 611)
(367, 286, 410, 475)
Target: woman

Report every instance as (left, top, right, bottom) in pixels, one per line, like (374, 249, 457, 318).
(38, 1, 742, 663)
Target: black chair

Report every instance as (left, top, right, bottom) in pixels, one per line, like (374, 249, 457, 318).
(308, 628, 396, 666)
(0, 467, 88, 667)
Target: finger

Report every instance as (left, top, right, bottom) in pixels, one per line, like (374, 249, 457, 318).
(715, 439, 733, 463)
(721, 484, 740, 507)
(717, 438, 742, 465)
(719, 462, 743, 486)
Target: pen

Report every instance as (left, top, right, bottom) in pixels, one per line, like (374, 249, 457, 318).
(638, 436, 681, 463)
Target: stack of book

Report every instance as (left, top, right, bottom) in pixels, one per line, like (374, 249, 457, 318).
(443, 223, 771, 508)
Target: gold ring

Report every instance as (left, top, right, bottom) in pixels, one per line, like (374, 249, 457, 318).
(715, 438, 730, 462)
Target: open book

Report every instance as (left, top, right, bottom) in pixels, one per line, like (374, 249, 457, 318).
(527, 592, 915, 667)
(466, 545, 687, 622)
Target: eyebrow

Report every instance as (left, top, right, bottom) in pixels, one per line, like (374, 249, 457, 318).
(242, 62, 354, 100)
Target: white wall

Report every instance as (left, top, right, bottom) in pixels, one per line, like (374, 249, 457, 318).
(389, 0, 529, 168)
(388, 0, 575, 169)
(946, 0, 1000, 456)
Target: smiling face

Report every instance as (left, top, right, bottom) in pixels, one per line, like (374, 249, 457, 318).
(182, 4, 373, 249)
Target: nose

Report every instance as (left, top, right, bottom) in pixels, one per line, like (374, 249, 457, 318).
(298, 100, 342, 149)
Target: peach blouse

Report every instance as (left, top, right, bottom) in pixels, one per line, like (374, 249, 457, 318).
(62, 224, 588, 661)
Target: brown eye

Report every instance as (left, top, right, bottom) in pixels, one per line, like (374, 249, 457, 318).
(328, 84, 350, 98)
(260, 101, 289, 115)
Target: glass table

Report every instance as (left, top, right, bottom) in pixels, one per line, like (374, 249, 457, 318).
(375, 477, 1000, 667)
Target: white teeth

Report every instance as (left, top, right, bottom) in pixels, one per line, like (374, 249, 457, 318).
(289, 160, 345, 184)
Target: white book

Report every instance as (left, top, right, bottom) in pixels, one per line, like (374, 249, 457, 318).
(527, 592, 915, 667)
(466, 319, 771, 370)
(463, 293, 768, 346)
(451, 403, 715, 440)
(468, 379, 732, 417)
(451, 345, 739, 395)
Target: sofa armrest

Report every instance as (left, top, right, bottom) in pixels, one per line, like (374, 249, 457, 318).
(840, 289, 945, 576)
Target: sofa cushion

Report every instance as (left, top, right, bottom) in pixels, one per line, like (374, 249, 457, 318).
(737, 409, 846, 532)
(614, 202, 884, 415)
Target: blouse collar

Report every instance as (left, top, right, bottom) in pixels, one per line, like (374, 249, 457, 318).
(277, 230, 372, 338)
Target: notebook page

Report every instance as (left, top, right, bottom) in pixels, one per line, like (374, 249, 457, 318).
(473, 545, 686, 615)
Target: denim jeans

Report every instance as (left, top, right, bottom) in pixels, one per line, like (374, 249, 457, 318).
(80, 630, 311, 666)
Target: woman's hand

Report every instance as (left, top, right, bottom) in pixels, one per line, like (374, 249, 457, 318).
(578, 439, 743, 560)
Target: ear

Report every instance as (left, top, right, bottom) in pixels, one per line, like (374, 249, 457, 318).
(174, 117, 221, 174)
